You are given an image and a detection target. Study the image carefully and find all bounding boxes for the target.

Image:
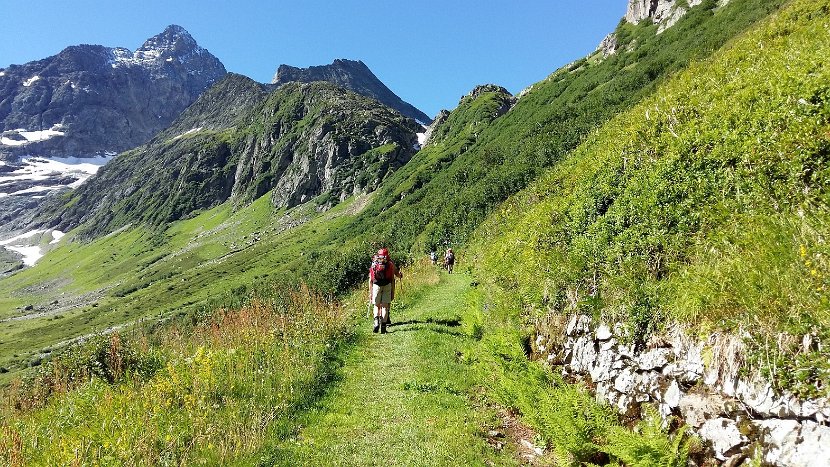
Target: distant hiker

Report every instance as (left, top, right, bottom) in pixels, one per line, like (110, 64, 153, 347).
(369, 248, 402, 334)
(444, 248, 455, 274)
(429, 250, 437, 265)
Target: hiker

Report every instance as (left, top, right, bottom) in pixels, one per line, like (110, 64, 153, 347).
(429, 250, 437, 265)
(368, 248, 402, 334)
(444, 248, 455, 274)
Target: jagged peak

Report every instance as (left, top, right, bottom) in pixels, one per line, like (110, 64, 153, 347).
(466, 84, 512, 100)
(272, 58, 373, 84)
(140, 25, 196, 49)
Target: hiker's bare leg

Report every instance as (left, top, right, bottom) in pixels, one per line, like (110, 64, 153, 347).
(380, 304, 389, 321)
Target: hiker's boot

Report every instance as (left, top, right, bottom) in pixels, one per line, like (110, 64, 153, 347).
(380, 321, 387, 334)
(385, 311, 392, 326)
(373, 318, 380, 333)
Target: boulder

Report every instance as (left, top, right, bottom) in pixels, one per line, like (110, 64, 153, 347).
(679, 393, 727, 428)
(698, 418, 746, 460)
(636, 348, 672, 370)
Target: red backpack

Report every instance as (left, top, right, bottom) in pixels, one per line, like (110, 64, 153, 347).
(371, 260, 392, 286)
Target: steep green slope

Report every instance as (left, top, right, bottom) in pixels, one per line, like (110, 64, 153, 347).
(473, 0, 830, 392)
(0, 0, 787, 383)
(336, 0, 788, 255)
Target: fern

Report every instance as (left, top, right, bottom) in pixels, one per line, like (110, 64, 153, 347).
(603, 405, 693, 467)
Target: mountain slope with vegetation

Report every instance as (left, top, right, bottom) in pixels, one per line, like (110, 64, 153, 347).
(1, 0, 819, 464)
(328, 0, 789, 257)
(38, 76, 420, 238)
(462, 1, 830, 462)
(474, 0, 830, 352)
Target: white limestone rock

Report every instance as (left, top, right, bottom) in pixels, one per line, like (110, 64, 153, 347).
(596, 324, 613, 341)
(570, 335, 597, 374)
(664, 380, 682, 409)
(736, 378, 776, 416)
(698, 418, 747, 461)
(615, 368, 637, 394)
(637, 348, 672, 370)
(565, 314, 592, 336)
(679, 393, 726, 428)
(590, 348, 619, 383)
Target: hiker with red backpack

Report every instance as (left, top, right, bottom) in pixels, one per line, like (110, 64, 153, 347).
(368, 248, 403, 334)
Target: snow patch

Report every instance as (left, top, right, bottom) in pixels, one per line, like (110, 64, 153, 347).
(0, 71, 6, 77)
(0, 229, 46, 245)
(50, 230, 65, 245)
(173, 127, 203, 140)
(5, 245, 42, 266)
(0, 155, 113, 195)
(1, 128, 66, 146)
(417, 132, 427, 147)
(0, 229, 65, 266)
(23, 75, 40, 87)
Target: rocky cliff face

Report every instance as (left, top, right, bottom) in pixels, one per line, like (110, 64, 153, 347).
(272, 59, 431, 125)
(0, 25, 226, 160)
(40, 77, 420, 237)
(600, 0, 713, 55)
(625, 0, 706, 25)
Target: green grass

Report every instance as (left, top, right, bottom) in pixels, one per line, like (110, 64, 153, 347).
(1, 262, 524, 466)
(0, 194, 367, 383)
(1, 283, 351, 465)
(472, 0, 830, 394)
(257, 269, 518, 466)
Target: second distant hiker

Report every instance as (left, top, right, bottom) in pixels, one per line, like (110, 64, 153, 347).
(369, 248, 403, 334)
(444, 248, 455, 274)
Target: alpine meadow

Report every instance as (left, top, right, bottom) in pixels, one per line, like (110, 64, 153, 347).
(1, 0, 829, 465)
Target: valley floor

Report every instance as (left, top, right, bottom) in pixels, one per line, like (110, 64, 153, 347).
(258, 272, 530, 466)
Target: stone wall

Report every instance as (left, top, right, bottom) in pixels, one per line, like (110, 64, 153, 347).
(534, 315, 830, 466)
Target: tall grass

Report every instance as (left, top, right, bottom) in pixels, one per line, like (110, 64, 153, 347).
(0, 283, 350, 465)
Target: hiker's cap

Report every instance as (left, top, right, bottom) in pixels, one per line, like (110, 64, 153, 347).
(377, 248, 389, 257)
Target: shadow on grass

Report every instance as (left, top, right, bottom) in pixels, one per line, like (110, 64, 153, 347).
(389, 317, 461, 328)
(386, 319, 466, 337)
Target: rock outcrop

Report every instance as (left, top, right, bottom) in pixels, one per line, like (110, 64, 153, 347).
(599, 0, 713, 55)
(625, 0, 706, 26)
(536, 316, 830, 466)
(0, 25, 226, 160)
(272, 59, 431, 124)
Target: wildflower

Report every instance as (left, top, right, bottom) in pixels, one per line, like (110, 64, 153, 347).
(800, 245, 808, 257)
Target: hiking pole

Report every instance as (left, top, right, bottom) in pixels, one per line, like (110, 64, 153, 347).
(367, 281, 373, 319)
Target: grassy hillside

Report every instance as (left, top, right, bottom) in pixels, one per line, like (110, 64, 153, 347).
(472, 0, 830, 396)
(338, 0, 788, 254)
(0, 0, 813, 464)
(0, 195, 370, 382)
(2, 281, 351, 465)
(0, 0, 788, 385)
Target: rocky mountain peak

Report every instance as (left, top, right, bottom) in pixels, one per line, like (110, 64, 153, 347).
(0, 26, 226, 231)
(271, 59, 431, 124)
(136, 24, 198, 57)
(466, 84, 512, 101)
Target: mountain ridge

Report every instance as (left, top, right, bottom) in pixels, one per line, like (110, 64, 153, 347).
(0, 24, 227, 160)
(37, 77, 421, 238)
(272, 59, 431, 125)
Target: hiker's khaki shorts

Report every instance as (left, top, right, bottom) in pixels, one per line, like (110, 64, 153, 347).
(372, 283, 393, 305)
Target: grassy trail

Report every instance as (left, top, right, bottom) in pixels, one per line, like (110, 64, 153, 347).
(262, 271, 518, 466)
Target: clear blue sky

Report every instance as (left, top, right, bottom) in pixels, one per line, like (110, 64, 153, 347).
(1, 1, 625, 118)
